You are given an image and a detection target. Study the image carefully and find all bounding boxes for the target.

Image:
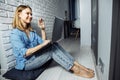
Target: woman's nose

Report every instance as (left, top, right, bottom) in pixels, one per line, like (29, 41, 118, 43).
(29, 15, 32, 19)
(29, 14, 32, 17)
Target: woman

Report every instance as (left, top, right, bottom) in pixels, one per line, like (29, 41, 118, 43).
(11, 5, 94, 78)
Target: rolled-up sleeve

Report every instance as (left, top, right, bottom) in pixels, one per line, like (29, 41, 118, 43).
(10, 31, 27, 57)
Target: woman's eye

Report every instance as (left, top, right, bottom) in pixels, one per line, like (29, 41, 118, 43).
(26, 13, 32, 16)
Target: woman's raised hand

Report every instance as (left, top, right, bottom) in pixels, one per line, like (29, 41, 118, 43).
(38, 18, 45, 29)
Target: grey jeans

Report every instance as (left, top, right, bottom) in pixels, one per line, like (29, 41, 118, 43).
(24, 42, 75, 71)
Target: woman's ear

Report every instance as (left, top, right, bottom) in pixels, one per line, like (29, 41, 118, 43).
(18, 13, 21, 19)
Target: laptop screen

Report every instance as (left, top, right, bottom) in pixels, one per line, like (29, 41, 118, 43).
(52, 17, 64, 42)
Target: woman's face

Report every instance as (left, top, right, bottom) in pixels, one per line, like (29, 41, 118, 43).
(19, 8, 32, 24)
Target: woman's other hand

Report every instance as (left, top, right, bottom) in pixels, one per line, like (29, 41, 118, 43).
(42, 40, 51, 46)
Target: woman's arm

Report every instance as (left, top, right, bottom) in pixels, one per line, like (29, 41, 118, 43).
(38, 18, 46, 40)
(25, 18, 53, 57)
(41, 28, 46, 40)
(11, 32, 50, 57)
(25, 40, 51, 56)
(25, 18, 52, 57)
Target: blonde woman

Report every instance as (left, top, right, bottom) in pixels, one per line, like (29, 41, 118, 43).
(11, 5, 94, 78)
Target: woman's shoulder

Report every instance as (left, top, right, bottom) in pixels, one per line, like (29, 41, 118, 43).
(11, 28, 22, 34)
(11, 28, 24, 37)
(10, 28, 24, 39)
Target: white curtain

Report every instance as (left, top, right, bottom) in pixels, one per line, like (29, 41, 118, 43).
(74, 0, 80, 28)
(75, 0, 80, 19)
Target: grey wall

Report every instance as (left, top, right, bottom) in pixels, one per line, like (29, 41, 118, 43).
(98, 0, 113, 80)
(80, 0, 91, 47)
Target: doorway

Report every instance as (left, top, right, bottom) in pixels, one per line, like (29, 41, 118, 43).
(64, 0, 80, 39)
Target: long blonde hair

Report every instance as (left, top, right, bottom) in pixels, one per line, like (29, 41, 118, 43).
(12, 5, 33, 31)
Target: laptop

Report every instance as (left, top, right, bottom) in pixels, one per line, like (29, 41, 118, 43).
(51, 17, 64, 42)
(42, 17, 64, 49)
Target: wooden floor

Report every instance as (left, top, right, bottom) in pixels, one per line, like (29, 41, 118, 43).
(37, 37, 98, 80)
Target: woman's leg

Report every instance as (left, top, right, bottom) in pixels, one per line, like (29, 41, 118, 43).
(24, 48, 52, 70)
(51, 43, 75, 70)
(53, 42, 74, 61)
(54, 43, 93, 72)
(51, 42, 94, 78)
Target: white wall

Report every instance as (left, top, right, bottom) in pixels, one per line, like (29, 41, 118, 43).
(80, 0, 91, 47)
(98, 0, 113, 80)
(0, 0, 69, 39)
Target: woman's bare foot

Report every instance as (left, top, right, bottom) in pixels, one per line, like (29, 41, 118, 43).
(74, 61, 94, 73)
(75, 68, 94, 78)
(71, 65, 94, 78)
